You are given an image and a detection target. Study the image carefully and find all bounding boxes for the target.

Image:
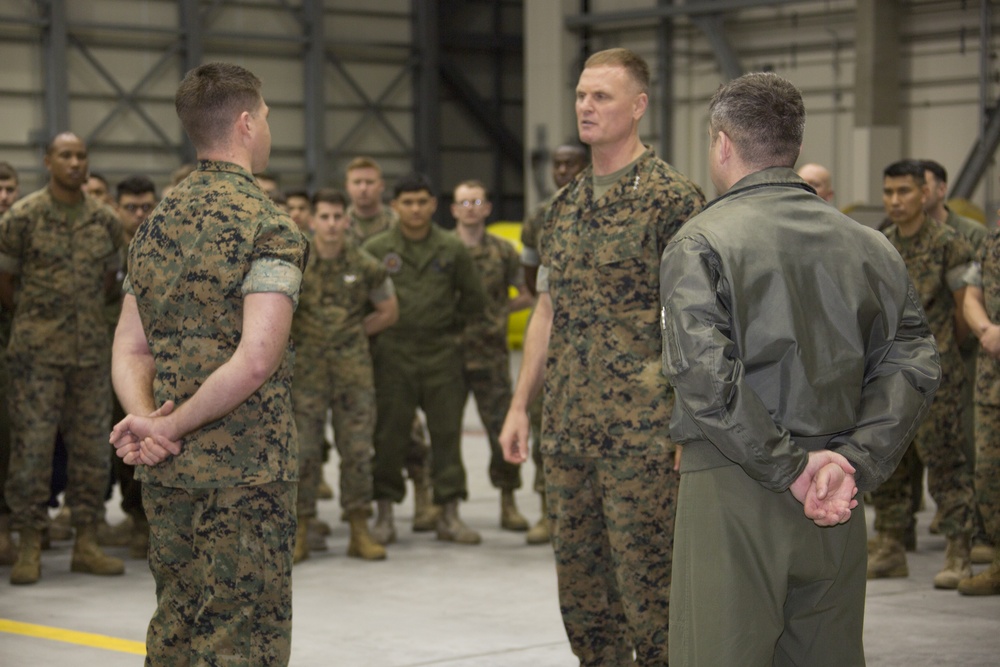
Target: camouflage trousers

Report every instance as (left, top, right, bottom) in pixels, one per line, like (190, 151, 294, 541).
(872, 385, 974, 538)
(293, 346, 376, 518)
(464, 357, 521, 490)
(142, 481, 295, 667)
(544, 451, 678, 667)
(0, 345, 10, 516)
(4, 358, 111, 530)
(670, 464, 867, 667)
(974, 404, 1000, 545)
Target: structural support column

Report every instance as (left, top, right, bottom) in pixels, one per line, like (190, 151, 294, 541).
(656, 0, 675, 162)
(303, 0, 326, 191)
(523, 0, 579, 208)
(412, 0, 441, 193)
(42, 0, 69, 139)
(178, 0, 203, 163)
(852, 0, 901, 204)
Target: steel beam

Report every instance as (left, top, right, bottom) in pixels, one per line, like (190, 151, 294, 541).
(303, 0, 325, 190)
(656, 0, 674, 161)
(413, 0, 441, 191)
(565, 0, 802, 28)
(41, 0, 69, 139)
(692, 13, 743, 80)
(951, 97, 1000, 201)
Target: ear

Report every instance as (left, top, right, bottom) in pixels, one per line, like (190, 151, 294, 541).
(482, 200, 493, 218)
(633, 92, 648, 120)
(427, 196, 438, 216)
(716, 130, 733, 165)
(237, 110, 253, 142)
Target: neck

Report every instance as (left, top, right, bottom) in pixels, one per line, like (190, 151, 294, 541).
(590, 135, 645, 176)
(353, 202, 382, 219)
(896, 213, 925, 238)
(49, 181, 83, 205)
(400, 223, 431, 241)
(455, 221, 485, 247)
(314, 237, 343, 259)
(197, 147, 252, 173)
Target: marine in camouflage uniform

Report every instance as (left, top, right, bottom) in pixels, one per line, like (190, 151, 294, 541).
(111, 64, 308, 666)
(452, 180, 533, 530)
(123, 157, 307, 665)
(0, 132, 125, 584)
(957, 225, 1000, 594)
(499, 51, 705, 665)
(870, 160, 976, 588)
(292, 190, 395, 560)
(348, 204, 397, 246)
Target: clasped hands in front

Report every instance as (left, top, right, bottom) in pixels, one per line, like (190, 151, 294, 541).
(789, 450, 859, 527)
(109, 400, 183, 467)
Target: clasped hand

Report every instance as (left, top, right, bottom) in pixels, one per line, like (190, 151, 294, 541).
(788, 450, 859, 526)
(109, 400, 183, 466)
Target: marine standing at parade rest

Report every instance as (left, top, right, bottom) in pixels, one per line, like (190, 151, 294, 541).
(291, 188, 397, 563)
(111, 62, 308, 664)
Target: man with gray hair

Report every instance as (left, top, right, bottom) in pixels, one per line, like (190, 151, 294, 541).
(660, 72, 940, 664)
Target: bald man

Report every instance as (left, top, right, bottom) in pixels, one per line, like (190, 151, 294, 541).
(797, 163, 835, 204)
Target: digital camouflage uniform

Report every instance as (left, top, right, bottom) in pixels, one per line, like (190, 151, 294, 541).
(0, 188, 122, 531)
(292, 240, 393, 519)
(520, 198, 550, 493)
(538, 147, 705, 666)
(459, 230, 523, 490)
(967, 226, 1000, 550)
(127, 160, 307, 666)
(362, 224, 486, 505)
(873, 217, 976, 539)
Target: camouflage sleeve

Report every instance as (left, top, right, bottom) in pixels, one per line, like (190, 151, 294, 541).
(945, 232, 975, 292)
(369, 277, 395, 304)
(242, 258, 303, 307)
(100, 209, 125, 273)
(122, 275, 135, 296)
(0, 210, 26, 274)
(965, 262, 983, 289)
(502, 238, 525, 288)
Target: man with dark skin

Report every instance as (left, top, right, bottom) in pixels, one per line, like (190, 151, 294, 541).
(0, 132, 125, 584)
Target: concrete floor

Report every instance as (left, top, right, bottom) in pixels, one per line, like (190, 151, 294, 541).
(2, 385, 999, 666)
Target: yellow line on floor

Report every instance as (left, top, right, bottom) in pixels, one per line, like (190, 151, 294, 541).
(0, 618, 146, 655)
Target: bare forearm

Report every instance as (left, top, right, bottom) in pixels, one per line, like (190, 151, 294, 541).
(112, 352, 157, 416)
(964, 286, 992, 334)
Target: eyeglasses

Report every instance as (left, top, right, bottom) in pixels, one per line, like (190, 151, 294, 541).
(122, 203, 155, 213)
(458, 199, 485, 207)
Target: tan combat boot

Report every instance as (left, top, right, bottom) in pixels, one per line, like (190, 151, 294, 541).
(526, 494, 551, 545)
(411, 473, 441, 532)
(933, 534, 972, 589)
(10, 527, 42, 585)
(371, 500, 396, 545)
(971, 542, 996, 565)
(71, 525, 125, 576)
(867, 531, 908, 579)
(346, 510, 387, 561)
(957, 555, 1000, 596)
(500, 490, 529, 531)
(0, 514, 16, 566)
(436, 501, 481, 545)
(292, 519, 310, 564)
(98, 515, 134, 547)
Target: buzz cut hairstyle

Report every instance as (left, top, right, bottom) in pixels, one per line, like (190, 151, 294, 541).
(393, 172, 435, 199)
(0, 161, 18, 183)
(584, 48, 650, 94)
(884, 159, 926, 185)
(45, 131, 84, 155)
(454, 179, 489, 200)
(174, 62, 263, 151)
(284, 188, 310, 202)
(87, 171, 109, 188)
(708, 72, 805, 170)
(345, 156, 383, 177)
(311, 188, 348, 211)
(116, 174, 156, 200)
(919, 159, 948, 185)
